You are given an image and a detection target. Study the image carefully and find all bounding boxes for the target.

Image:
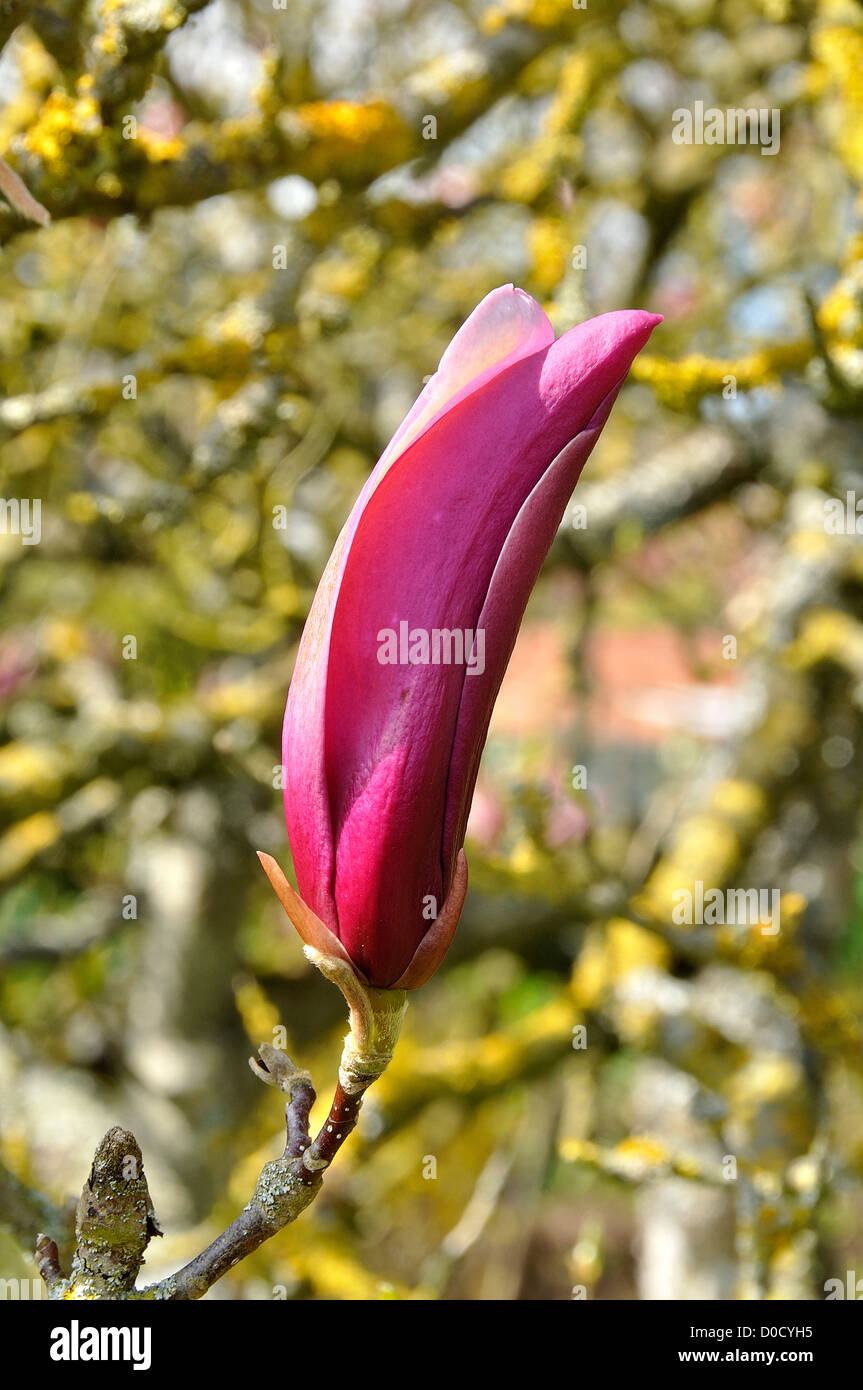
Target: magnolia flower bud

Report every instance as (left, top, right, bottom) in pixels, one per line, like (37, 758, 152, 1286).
(263, 286, 661, 988)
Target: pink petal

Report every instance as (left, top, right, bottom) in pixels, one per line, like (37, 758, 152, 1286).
(380, 285, 554, 468)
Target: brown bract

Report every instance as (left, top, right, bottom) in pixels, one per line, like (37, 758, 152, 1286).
(257, 847, 469, 990)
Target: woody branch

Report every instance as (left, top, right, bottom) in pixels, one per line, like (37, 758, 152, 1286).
(28, 976, 407, 1301)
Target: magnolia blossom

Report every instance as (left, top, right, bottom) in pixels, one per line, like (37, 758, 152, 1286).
(261, 287, 661, 988)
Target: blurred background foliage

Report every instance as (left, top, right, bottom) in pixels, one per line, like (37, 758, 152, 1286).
(1, 0, 862, 1300)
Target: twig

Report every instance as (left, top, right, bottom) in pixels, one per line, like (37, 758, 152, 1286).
(136, 1048, 389, 1300)
(248, 1042, 316, 1159)
(146, 982, 407, 1301)
(34, 1233, 63, 1292)
(39, 971, 408, 1300)
(45, 1128, 162, 1300)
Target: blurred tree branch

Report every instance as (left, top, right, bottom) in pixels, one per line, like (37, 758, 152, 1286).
(0, 1157, 74, 1264)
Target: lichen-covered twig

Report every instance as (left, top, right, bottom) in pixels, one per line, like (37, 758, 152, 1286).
(46, 1128, 162, 1300)
(139, 978, 407, 1300)
(36, 969, 406, 1301)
